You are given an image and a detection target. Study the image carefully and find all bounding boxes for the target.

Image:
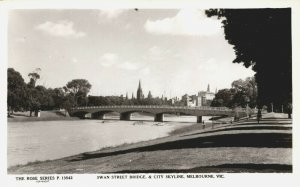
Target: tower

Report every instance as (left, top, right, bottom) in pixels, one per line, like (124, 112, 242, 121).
(137, 80, 144, 101)
(147, 91, 152, 99)
(207, 84, 210, 92)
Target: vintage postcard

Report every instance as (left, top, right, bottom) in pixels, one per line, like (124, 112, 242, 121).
(1, 0, 300, 187)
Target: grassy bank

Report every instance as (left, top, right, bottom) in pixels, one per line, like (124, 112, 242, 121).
(7, 111, 79, 122)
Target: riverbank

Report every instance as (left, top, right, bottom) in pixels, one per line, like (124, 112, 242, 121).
(7, 111, 78, 122)
(8, 113, 292, 174)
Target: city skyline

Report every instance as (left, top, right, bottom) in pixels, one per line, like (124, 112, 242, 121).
(8, 9, 255, 98)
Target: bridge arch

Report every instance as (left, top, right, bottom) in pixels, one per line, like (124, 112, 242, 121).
(70, 111, 90, 119)
(90, 111, 118, 120)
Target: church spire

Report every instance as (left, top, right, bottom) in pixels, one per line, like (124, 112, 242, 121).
(138, 80, 142, 90)
(207, 84, 210, 92)
(137, 79, 144, 101)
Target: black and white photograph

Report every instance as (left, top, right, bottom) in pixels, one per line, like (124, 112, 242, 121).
(1, 1, 300, 186)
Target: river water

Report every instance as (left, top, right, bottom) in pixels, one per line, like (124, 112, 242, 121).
(7, 115, 211, 167)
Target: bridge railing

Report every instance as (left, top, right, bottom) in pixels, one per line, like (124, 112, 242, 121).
(71, 105, 248, 112)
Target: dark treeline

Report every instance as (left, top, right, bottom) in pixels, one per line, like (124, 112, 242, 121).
(7, 68, 171, 116)
(7, 68, 90, 116)
(206, 8, 292, 115)
(86, 96, 169, 106)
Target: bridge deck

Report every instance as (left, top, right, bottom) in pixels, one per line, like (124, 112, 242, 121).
(69, 105, 252, 122)
(72, 105, 246, 112)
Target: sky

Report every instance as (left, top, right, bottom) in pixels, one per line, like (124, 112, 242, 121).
(8, 9, 255, 98)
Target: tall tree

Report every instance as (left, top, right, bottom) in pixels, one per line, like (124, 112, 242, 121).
(27, 68, 41, 116)
(28, 68, 41, 88)
(206, 9, 292, 112)
(66, 79, 92, 106)
(211, 77, 257, 108)
(7, 68, 28, 114)
(231, 77, 257, 108)
(211, 88, 235, 107)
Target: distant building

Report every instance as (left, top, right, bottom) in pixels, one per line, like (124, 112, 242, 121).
(182, 84, 215, 107)
(198, 84, 215, 106)
(170, 96, 179, 105)
(136, 80, 144, 101)
(182, 94, 197, 107)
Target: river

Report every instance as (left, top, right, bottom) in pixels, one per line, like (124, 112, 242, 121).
(7, 115, 212, 167)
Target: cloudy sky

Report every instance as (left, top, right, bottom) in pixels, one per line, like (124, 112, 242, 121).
(8, 9, 254, 98)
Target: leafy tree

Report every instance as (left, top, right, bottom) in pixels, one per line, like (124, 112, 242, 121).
(27, 87, 41, 116)
(51, 88, 65, 109)
(211, 88, 235, 107)
(34, 86, 55, 110)
(26, 68, 42, 116)
(231, 77, 257, 108)
(66, 79, 92, 106)
(28, 68, 41, 88)
(61, 95, 74, 112)
(7, 68, 28, 114)
(206, 9, 292, 112)
(211, 77, 257, 108)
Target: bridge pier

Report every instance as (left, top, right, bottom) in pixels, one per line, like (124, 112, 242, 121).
(91, 112, 105, 120)
(154, 113, 164, 122)
(197, 116, 203, 123)
(120, 112, 131, 121)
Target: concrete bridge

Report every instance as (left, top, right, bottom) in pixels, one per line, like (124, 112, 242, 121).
(69, 105, 250, 123)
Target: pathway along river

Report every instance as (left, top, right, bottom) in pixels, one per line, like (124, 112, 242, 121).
(8, 115, 213, 167)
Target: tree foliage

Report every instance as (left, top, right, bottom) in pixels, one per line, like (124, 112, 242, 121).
(7, 69, 91, 114)
(7, 68, 28, 113)
(27, 69, 42, 116)
(28, 68, 41, 88)
(87, 95, 166, 106)
(66, 79, 92, 106)
(211, 77, 257, 108)
(211, 89, 235, 107)
(206, 8, 292, 112)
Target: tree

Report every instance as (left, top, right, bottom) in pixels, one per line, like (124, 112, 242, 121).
(211, 88, 235, 107)
(51, 88, 66, 109)
(61, 95, 74, 113)
(231, 77, 257, 108)
(28, 68, 41, 88)
(34, 86, 55, 110)
(206, 9, 292, 112)
(211, 77, 257, 108)
(50, 87, 75, 114)
(66, 79, 92, 106)
(7, 68, 28, 114)
(27, 69, 42, 116)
